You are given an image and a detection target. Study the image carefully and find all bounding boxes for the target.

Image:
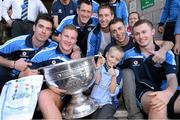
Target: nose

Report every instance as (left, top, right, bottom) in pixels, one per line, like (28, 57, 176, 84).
(111, 58, 116, 65)
(139, 33, 143, 39)
(66, 36, 72, 43)
(42, 28, 46, 33)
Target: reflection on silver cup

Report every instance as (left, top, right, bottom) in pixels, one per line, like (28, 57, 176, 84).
(42, 56, 98, 119)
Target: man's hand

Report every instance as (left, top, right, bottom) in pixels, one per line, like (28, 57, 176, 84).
(6, 19, 13, 27)
(152, 49, 166, 64)
(145, 48, 166, 64)
(173, 43, 180, 55)
(71, 45, 81, 59)
(158, 26, 164, 34)
(14, 58, 32, 71)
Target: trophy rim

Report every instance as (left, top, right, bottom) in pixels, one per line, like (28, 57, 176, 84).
(40, 56, 96, 70)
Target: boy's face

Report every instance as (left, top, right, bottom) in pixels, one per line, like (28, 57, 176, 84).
(129, 13, 139, 27)
(110, 21, 126, 44)
(106, 49, 123, 67)
(77, 3, 92, 25)
(98, 8, 114, 29)
(59, 29, 78, 53)
(133, 23, 155, 47)
(33, 19, 52, 43)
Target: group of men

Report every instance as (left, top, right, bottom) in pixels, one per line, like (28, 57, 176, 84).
(0, 0, 180, 119)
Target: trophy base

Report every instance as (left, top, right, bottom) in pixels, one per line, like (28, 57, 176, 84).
(62, 93, 98, 119)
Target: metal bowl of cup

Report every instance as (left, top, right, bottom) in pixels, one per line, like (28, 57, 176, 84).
(42, 56, 96, 95)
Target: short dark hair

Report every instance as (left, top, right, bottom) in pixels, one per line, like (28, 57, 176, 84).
(133, 19, 153, 31)
(109, 18, 125, 27)
(34, 13, 54, 27)
(98, 3, 114, 15)
(128, 11, 141, 21)
(78, 0, 92, 9)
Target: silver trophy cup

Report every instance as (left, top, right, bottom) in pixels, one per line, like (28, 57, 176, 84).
(42, 56, 98, 119)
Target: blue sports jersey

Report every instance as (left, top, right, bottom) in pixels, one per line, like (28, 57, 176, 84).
(31, 46, 70, 69)
(0, 34, 57, 78)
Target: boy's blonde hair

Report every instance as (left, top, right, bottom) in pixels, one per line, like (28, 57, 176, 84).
(108, 45, 124, 55)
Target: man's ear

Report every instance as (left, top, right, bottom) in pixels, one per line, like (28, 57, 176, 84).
(152, 28, 155, 36)
(76, 7, 80, 15)
(105, 52, 109, 59)
(33, 25, 35, 32)
(57, 33, 62, 42)
(111, 14, 114, 20)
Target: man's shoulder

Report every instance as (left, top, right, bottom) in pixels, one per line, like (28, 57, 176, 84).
(36, 47, 56, 56)
(124, 48, 142, 59)
(31, 47, 57, 61)
(1, 35, 28, 46)
(91, 24, 101, 35)
(89, 16, 99, 25)
(62, 15, 75, 22)
(165, 50, 176, 65)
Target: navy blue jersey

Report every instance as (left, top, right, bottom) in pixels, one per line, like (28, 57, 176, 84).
(51, 0, 77, 23)
(124, 45, 176, 88)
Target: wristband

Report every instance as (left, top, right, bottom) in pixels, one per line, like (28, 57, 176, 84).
(13, 61, 16, 69)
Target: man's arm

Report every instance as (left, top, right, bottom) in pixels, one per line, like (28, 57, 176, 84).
(0, 56, 15, 69)
(52, 16, 59, 29)
(165, 73, 178, 97)
(174, 5, 180, 55)
(158, 0, 170, 33)
(0, 56, 32, 71)
(2, 0, 13, 27)
(153, 40, 174, 63)
(174, 35, 180, 55)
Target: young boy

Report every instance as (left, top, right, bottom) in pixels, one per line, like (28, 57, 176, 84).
(89, 45, 124, 119)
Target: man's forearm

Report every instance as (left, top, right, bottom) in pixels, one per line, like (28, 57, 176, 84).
(0, 56, 15, 68)
(166, 74, 178, 96)
(175, 35, 180, 45)
(160, 41, 174, 52)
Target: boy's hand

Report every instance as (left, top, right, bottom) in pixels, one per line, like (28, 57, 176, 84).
(96, 53, 105, 69)
(108, 65, 116, 77)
